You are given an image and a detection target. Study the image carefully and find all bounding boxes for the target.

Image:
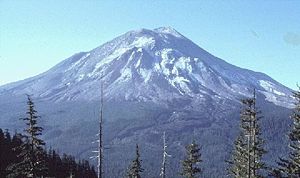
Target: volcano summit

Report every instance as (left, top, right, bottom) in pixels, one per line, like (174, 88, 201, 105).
(0, 27, 294, 177)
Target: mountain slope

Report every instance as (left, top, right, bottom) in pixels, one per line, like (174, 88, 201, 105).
(0, 27, 294, 177)
(0, 27, 293, 108)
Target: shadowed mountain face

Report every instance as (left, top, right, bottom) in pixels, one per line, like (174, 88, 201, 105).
(0, 27, 294, 177)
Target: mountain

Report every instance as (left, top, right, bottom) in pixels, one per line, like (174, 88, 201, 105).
(0, 27, 293, 107)
(0, 27, 294, 177)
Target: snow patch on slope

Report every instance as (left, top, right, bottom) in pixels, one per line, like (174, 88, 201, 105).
(132, 36, 155, 48)
(259, 80, 285, 96)
(174, 57, 192, 73)
(121, 68, 132, 80)
(139, 68, 151, 83)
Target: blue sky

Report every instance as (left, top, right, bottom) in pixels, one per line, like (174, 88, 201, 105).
(0, 0, 299, 89)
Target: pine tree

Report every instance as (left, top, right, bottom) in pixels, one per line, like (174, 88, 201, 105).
(0, 126, 96, 178)
(276, 86, 300, 177)
(227, 90, 266, 178)
(127, 144, 144, 178)
(7, 95, 48, 178)
(180, 140, 202, 178)
(0, 128, 7, 177)
(227, 134, 248, 178)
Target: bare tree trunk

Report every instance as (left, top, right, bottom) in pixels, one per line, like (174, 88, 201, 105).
(160, 132, 170, 178)
(98, 79, 104, 178)
(252, 89, 256, 177)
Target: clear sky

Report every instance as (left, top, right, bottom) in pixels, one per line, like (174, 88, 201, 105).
(0, 0, 299, 89)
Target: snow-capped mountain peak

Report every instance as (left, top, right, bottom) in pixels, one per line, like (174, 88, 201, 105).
(0, 27, 294, 108)
(154, 26, 184, 38)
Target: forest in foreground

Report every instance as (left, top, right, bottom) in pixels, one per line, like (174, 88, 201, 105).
(0, 87, 300, 178)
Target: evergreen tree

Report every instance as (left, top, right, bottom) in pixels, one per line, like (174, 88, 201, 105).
(227, 90, 266, 178)
(227, 134, 248, 178)
(0, 128, 7, 177)
(9, 132, 24, 177)
(0, 127, 96, 178)
(1, 130, 25, 178)
(127, 144, 144, 178)
(3, 129, 15, 177)
(180, 140, 202, 178)
(276, 87, 300, 177)
(7, 95, 48, 178)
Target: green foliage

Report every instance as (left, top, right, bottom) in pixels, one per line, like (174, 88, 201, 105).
(276, 87, 300, 177)
(227, 91, 267, 178)
(2, 95, 97, 178)
(0, 129, 97, 178)
(127, 144, 144, 178)
(7, 95, 47, 177)
(180, 140, 202, 178)
(0, 129, 23, 178)
(226, 135, 248, 178)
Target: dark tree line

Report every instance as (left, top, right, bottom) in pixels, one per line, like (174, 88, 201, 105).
(124, 87, 300, 178)
(2, 86, 300, 178)
(0, 95, 96, 178)
(272, 87, 300, 177)
(0, 129, 96, 178)
(0, 129, 22, 178)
